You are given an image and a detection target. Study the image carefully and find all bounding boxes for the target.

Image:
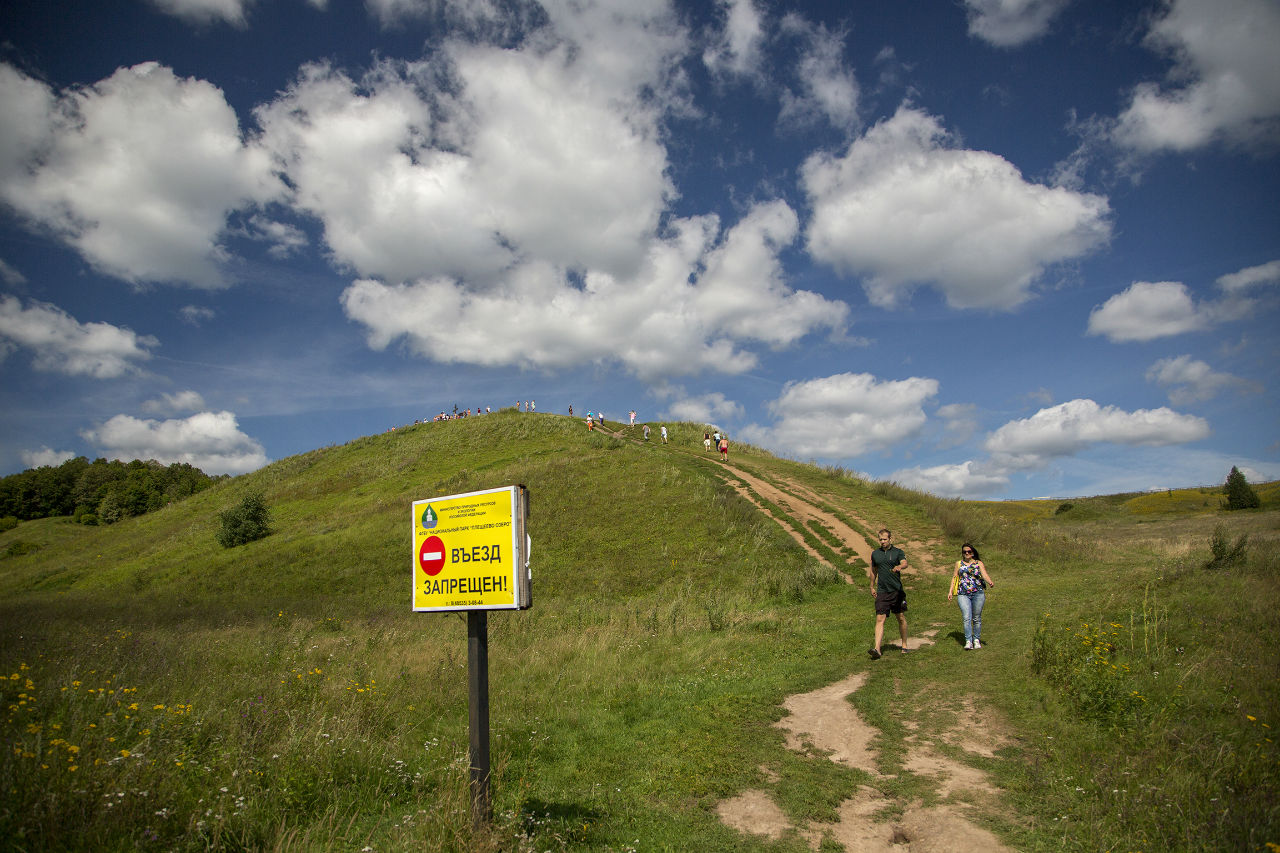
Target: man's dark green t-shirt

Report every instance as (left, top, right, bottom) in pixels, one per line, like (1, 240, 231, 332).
(872, 546, 906, 594)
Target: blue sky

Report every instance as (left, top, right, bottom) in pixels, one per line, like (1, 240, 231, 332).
(0, 0, 1277, 499)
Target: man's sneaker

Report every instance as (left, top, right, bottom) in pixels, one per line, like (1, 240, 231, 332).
(868, 648, 882, 660)
(973, 639, 982, 649)
(964, 640, 973, 650)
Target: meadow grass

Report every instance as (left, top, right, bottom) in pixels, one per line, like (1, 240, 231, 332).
(1, 413, 1277, 851)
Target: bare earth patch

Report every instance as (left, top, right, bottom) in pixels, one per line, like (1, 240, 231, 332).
(774, 673, 882, 777)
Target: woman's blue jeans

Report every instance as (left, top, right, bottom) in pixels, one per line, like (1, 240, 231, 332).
(957, 590, 985, 644)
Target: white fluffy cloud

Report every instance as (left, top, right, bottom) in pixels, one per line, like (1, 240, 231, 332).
(255, 37, 675, 284)
(891, 460, 1010, 498)
(984, 398, 1210, 469)
(1216, 259, 1280, 293)
(739, 372, 940, 458)
(81, 411, 267, 475)
(20, 447, 78, 469)
(663, 392, 745, 426)
(1087, 261, 1276, 342)
(1086, 281, 1206, 342)
(703, 0, 766, 78)
(777, 16, 859, 130)
(1146, 355, 1255, 405)
(1112, 0, 1280, 152)
(341, 202, 847, 380)
(142, 390, 208, 415)
(962, 0, 1071, 47)
(936, 402, 981, 449)
(0, 62, 282, 287)
(147, 0, 251, 26)
(802, 106, 1111, 309)
(0, 296, 158, 378)
(899, 397, 1215, 497)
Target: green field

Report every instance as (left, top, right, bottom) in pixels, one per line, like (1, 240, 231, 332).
(2, 411, 1277, 851)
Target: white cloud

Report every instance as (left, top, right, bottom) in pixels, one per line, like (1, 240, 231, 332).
(0, 258, 25, 285)
(739, 372, 939, 458)
(703, 0, 766, 78)
(244, 215, 308, 259)
(179, 305, 217, 326)
(0, 62, 282, 288)
(341, 203, 847, 380)
(142, 390, 208, 415)
(1112, 0, 1280, 152)
(984, 398, 1210, 469)
(81, 411, 268, 475)
(1145, 355, 1256, 404)
(778, 16, 859, 130)
(0, 64, 55, 187)
(962, 0, 1072, 47)
(1087, 262, 1276, 342)
(936, 402, 980, 449)
(20, 447, 78, 469)
(0, 296, 158, 378)
(147, 0, 251, 26)
(1086, 281, 1206, 342)
(663, 392, 744, 425)
(802, 106, 1111, 309)
(1215, 258, 1280, 293)
(890, 460, 1010, 498)
(255, 35, 676, 284)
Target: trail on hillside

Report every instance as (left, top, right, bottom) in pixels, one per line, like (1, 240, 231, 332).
(598, 424, 1020, 848)
(637, 438, 1020, 851)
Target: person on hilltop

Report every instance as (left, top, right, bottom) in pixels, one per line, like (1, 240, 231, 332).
(869, 528, 910, 660)
(718, 435, 728, 461)
(642, 424, 650, 441)
(946, 543, 995, 649)
(660, 425, 668, 444)
(704, 431, 712, 452)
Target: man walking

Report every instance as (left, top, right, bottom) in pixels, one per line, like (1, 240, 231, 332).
(869, 528, 909, 659)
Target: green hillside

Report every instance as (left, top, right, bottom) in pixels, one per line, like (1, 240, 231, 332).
(2, 412, 1277, 852)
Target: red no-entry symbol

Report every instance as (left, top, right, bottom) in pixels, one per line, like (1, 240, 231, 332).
(419, 535, 446, 576)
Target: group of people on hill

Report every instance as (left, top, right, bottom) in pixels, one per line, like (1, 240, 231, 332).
(431, 405, 491, 422)
(702, 430, 728, 460)
(867, 530, 996, 660)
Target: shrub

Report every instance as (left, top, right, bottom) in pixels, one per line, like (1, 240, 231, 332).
(1206, 524, 1248, 569)
(217, 492, 273, 548)
(0, 515, 18, 532)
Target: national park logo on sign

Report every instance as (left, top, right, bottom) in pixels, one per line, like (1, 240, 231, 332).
(420, 504, 438, 529)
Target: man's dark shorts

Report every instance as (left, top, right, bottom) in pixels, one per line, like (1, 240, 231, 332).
(875, 590, 907, 615)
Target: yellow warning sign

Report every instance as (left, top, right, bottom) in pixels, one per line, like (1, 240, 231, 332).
(412, 485, 530, 612)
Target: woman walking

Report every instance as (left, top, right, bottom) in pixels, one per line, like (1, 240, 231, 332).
(947, 543, 995, 649)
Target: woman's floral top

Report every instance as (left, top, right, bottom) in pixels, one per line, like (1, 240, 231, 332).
(957, 560, 984, 595)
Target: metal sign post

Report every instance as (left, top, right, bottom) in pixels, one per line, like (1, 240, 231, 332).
(412, 485, 531, 828)
(468, 610, 491, 826)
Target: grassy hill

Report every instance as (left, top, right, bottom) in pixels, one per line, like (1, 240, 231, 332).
(2, 411, 1277, 851)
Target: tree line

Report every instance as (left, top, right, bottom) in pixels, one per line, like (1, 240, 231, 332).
(0, 457, 222, 526)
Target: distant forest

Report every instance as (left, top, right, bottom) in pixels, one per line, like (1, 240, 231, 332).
(0, 457, 221, 526)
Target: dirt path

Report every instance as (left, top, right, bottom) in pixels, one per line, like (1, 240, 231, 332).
(693, 458, 1017, 850)
(603, 426, 1019, 848)
(708, 459, 942, 582)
